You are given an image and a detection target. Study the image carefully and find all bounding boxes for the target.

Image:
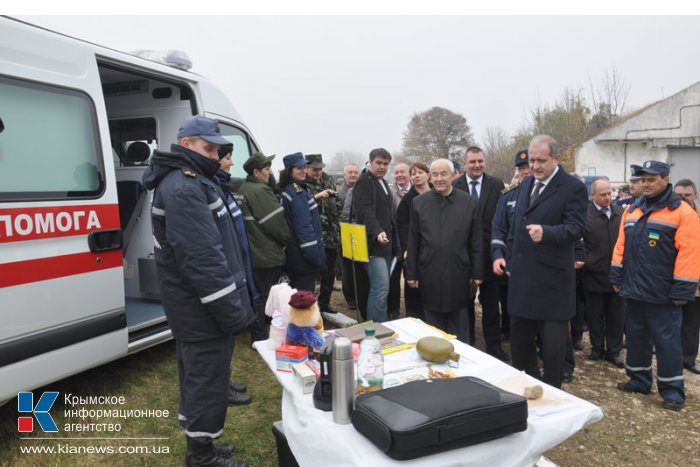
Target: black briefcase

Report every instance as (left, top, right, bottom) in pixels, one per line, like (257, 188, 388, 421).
(351, 376, 528, 460)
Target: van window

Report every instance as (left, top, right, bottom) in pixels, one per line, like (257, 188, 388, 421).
(0, 76, 104, 202)
(219, 123, 253, 179)
(109, 117, 158, 167)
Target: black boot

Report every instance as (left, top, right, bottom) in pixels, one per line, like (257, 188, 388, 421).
(228, 384, 252, 406)
(229, 380, 247, 393)
(186, 439, 248, 467)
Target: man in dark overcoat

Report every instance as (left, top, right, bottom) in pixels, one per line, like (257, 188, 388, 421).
(405, 159, 484, 342)
(494, 134, 588, 389)
(453, 146, 507, 359)
(582, 178, 624, 367)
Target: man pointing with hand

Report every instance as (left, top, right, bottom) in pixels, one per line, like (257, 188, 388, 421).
(495, 135, 588, 389)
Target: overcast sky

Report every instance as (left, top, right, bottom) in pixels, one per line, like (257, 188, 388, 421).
(19, 15, 700, 168)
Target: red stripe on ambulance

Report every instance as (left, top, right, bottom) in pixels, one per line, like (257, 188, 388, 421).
(0, 204, 120, 243)
(0, 250, 123, 288)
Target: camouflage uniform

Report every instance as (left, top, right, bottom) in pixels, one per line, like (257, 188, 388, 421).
(306, 171, 341, 310)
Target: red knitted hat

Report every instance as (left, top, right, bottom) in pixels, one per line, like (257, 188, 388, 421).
(288, 290, 317, 309)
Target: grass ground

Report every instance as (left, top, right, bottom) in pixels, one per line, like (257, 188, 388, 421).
(1, 287, 698, 466)
(0, 331, 281, 467)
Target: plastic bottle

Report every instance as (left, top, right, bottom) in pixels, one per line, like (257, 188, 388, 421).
(356, 327, 384, 395)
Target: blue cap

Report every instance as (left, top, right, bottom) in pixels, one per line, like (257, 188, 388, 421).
(633, 160, 670, 177)
(629, 165, 642, 181)
(177, 116, 230, 146)
(514, 149, 529, 167)
(283, 152, 309, 169)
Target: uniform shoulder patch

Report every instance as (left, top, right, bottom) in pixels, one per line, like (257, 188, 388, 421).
(182, 168, 197, 178)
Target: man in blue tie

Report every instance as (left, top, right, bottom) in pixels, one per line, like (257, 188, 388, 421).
(453, 146, 507, 360)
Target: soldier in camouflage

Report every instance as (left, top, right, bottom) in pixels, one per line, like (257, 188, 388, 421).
(305, 154, 341, 314)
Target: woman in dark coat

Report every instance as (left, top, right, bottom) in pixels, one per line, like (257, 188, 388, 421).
(396, 162, 431, 320)
(279, 152, 325, 292)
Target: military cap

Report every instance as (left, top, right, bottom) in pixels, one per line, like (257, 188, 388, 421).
(305, 154, 325, 169)
(243, 152, 275, 174)
(283, 152, 308, 169)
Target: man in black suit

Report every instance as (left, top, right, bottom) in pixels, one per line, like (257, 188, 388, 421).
(454, 146, 507, 360)
(582, 178, 625, 368)
(352, 148, 400, 323)
(493, 135, 588, 389)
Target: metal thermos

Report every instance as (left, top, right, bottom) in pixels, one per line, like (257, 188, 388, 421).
(331, 337, 355, 424)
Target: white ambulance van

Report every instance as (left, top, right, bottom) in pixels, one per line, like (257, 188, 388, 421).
(0, 16, 261, 405)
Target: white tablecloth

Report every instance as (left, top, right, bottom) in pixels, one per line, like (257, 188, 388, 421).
(254, 318, 603, 467)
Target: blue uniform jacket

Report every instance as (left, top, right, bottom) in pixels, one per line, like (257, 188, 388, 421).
(215, 170, 261, 302)
(281, 181, 326, 274)
(142, 145, 256, 341)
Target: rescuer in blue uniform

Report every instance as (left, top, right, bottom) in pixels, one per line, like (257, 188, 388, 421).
(143, 116, 255, 467)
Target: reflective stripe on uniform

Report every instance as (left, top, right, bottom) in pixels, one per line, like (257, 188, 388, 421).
(491, 239, 506, 247)
(178, 414, 187, 421)
(259, 206, 284, 225)
(625, 364, 653, 371)
(243, 216, 256, 221)
(310, 203, 319, 211)
(647, 219, 678, 229)
(209, 198, 223, 211)
(185, 428, 223, 439)
(227, 202, 242, 218)
(200, 282, 237, 304)
(674, 276, 698, 283)
(657, 375, 684, 382)
(611, 263, 622, 268)
(152, 207, 166, 216)
(282, 192, 293, 202)
(300, 240, 318, 248)
(153, 235, 162, 250)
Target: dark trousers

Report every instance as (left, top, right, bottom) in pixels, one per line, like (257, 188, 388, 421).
(570, 274, 586, 343)
(625, 299, 684, 403)
(682, 299, 700, 367)
(318, 248, 338, 310)
(351, 260, 370, 321)
(467, 278, 501, 350)
(291, 272, 317, 293)
(424, 308, 469, 344)
(585, 290, 624, 356)
(340, 257, 356, 306)
(404, 281, 424, 321)
(250, 267, 283, 340)
(511, 316, 568, 389)
(388, 257, 402, 320)
(177, 335, 233, 444)
(499, 281, 510, 335)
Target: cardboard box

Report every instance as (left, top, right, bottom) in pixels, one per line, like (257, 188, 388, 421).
(292, 361, 318, 394)
(276, 344, 308, 373)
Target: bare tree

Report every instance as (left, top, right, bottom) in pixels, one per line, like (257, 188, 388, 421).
(480, 126, 521, 182)
(402, 107, 473, 163)
(325, 150, 366, 171)
(588, 67, 630, 131)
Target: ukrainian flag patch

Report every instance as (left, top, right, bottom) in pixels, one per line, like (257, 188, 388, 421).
(648, 232, 660, 240)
